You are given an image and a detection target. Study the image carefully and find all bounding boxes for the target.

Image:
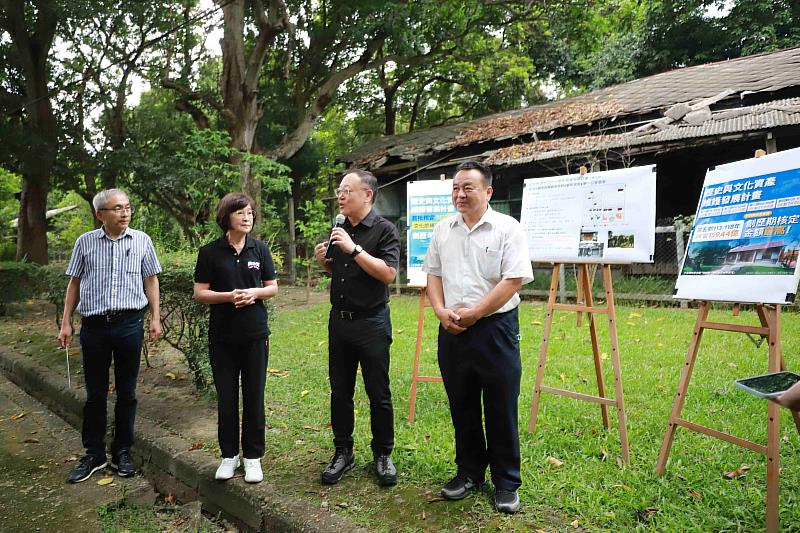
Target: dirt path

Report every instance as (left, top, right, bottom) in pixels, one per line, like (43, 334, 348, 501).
(0, 370, 150, 532)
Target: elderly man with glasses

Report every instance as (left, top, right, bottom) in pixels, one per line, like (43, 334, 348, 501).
(58, 189, 162, 483)
(314, 169, 400, 487)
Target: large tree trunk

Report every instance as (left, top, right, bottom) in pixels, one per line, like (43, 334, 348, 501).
(16, 180, 48, 263)
(218, 0, 269, 224)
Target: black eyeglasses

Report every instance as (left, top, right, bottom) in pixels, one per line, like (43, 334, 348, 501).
(98, 205, 134, 214)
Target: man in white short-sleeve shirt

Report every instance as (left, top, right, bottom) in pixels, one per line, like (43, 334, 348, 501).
(423, 161, 533, 514)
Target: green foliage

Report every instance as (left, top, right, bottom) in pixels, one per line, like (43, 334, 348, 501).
(157, 260, 212, 390)
(0, 262, 41, 314)
(0, 167, 20, 261)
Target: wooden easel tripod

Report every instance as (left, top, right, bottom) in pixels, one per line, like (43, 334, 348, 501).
(656, 301, 800, 533)
(528, 262, 630, 463)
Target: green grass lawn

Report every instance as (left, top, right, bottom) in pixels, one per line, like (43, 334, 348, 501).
(265, 296, 800, 531)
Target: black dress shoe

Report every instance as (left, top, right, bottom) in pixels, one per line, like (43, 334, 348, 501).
(441, 473, 483, 500)
(67, 454, 108, 483)
(110, 450, 136, 477)
(321, 448, 354, 484)
(494, 489, 521, 513)
(374, 454, 397, 486)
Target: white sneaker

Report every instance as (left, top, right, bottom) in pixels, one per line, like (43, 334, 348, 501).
(215, 455, 240, 480)
(243, 458, 263, 483)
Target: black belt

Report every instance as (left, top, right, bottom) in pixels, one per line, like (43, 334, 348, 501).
(82, 309, 142, 326)
(332, 304, 386, 320)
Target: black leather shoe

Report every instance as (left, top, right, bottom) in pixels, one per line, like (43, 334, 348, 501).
(441, 473, 483, 500)
(374, 454, 397, 487)
(110, 450, 136, 477)
(321, 448, 354, 484)
(494, 489, 521, 513)
(67, 454, 108, 483)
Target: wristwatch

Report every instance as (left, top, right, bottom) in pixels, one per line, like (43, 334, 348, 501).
(351, 244, 363, 257)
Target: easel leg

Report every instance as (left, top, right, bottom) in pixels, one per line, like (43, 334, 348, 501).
(529, 264, 560, 433)
(656, 301, 710, 474)
(603, 265, 629, 463)
(757, 304, 800, 435)
(407, 288, 427, 424)
(583, 265, 609, 429)
(765, 305, 781, 533)
(576, 266, 584, 327)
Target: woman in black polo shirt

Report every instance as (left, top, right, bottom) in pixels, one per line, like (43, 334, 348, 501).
(193, 192, 278, 483)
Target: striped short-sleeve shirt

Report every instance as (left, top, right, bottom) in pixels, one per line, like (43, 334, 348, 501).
(65, 227, 162, 317)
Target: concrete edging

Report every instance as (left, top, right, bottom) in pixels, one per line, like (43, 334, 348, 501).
(0, 346, 364, 533)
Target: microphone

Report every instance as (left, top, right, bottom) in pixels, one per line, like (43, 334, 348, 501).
(324, 214, 346, 259)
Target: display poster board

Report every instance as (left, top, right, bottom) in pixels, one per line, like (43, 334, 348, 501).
(407, 179, 457, 286)
(674, 148, 800, 304)
(520, 165, 656, 263)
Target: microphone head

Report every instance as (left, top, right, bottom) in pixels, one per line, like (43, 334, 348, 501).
(334, 214, 346, 225)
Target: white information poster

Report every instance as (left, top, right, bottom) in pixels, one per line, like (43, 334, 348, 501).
(407, 179, 457, 286)
(520, 165, 656, 263)
(674, 147, 800, 304)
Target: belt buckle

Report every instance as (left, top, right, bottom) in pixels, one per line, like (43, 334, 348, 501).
(339, 310, 354, 320)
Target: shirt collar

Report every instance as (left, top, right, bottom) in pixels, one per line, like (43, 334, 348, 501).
(346, 209, 377, 229)
(98, 227, 131, 240)
(216, 234, 255, 250)
(450, 205, 496, 230)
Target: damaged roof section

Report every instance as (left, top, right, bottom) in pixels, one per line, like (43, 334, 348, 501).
(485, 98, 800, 166)
(343, 46, 800, 169)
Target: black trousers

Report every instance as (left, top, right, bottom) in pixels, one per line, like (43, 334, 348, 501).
(209, 336, 268, 459)
(79, 311, 144, 459)
(438, 307, 522, 491)
(328, 306, 394, 456)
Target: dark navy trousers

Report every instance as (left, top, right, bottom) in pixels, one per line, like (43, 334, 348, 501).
(79, 311, 144, 459)
(438, 307, 522, 491)
(328, 305, 394, 456)
(209, 336, 269, 459)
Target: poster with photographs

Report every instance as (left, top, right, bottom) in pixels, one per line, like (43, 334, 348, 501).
(520, 165, 656, 264)
(406, 179, 458, 286)
(674, 147, 800, 304)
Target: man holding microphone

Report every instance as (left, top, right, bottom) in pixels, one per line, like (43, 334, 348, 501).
(314, 169, 400, 487)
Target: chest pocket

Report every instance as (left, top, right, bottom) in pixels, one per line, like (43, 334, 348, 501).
(473, 233, 504, 281)
(125, 251, 142, 275)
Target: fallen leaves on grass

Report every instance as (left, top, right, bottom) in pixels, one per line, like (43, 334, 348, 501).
(723, 464, 751, 479)
(165, 372, 177, 380)
(300, 390, 309, 398)
(303, 425, 321, 432)
(165, 494, 176, 505)
(97, 477, 114, 486)
(8, 412, 26, 421)
(688, 490, 701, 500)
(187, 442, 204, 451)
(427, 495, 447, 503)
(23, 437, 39, 443)
(612, 484, 632, 491)
(546, 456, 564, 467)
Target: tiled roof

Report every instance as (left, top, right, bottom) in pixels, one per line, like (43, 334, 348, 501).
(343, 46, 800, 167)
(485, 98, 800, 166)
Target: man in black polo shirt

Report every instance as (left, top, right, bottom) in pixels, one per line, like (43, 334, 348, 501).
(314, 169, 400, 487)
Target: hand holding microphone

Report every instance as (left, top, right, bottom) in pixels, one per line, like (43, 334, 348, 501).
(324, 214, 347, 259)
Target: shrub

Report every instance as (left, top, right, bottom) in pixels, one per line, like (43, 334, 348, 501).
(0, 261, 42, 314)
(158, 262, 212, 390)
